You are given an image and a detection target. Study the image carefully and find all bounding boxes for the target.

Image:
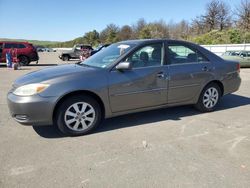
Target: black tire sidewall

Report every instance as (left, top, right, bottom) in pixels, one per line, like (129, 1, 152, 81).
(19, 56, 30, 66)
(196, 83, 221, 112)
(63, 55, 69, 61)
(56, 95, 102, 136)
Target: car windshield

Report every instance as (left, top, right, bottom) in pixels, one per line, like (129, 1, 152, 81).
(80, 43, 135, 68)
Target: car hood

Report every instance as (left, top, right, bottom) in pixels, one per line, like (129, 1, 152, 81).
(13, 64, 96, 86)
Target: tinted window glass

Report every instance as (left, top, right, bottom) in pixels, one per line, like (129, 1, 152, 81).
(5, 43, 16, 49)
(126, 43, 163, 68)
(18, 44, 26, 48)
(167, 44, 207, 64)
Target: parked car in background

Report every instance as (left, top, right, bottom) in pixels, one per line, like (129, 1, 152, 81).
(59, 44, 93, 61)
(90, 44, 110, 56)
(221, 50, 250, 67)
(7, 39, 241, 136)
(35, 46, 46, 52)
(36, 46, 56, 52)
(0, 41, 39, 65)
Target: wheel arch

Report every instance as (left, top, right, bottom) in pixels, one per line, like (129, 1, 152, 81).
(62, 54, 71, 58)
(204, 80, 224, 96)
(53, 90, 105, 123)
(18, 54, 30, 61)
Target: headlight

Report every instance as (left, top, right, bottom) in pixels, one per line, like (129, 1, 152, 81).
(13, 83, 50, 96)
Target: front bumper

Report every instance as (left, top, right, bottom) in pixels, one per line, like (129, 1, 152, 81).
(7, 93, 57, 126)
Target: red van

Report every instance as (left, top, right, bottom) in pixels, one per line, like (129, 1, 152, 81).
(0, 41, 39, 65)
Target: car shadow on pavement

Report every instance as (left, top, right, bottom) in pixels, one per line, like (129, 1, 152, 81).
(33, 94, 250, 139)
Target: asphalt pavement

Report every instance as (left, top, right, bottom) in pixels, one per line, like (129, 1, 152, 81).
(0, 52, 250, 188)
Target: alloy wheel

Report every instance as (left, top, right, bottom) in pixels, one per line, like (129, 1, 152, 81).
(64, 102, 95, 131)
(202, 87, 219, 109)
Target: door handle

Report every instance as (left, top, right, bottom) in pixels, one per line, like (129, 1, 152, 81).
(202, 66, 209, 72)
(157, 72, 166, 78)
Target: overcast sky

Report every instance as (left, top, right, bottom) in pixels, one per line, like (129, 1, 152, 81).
(0, 0, 243, 41)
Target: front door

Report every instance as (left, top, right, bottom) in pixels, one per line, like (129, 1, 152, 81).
(166, 42, 213, 104)
(108, 43, 168, 112)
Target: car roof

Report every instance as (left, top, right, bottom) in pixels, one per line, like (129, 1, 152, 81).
(0, 41, 31, 44)
(117, 39, 195, 46)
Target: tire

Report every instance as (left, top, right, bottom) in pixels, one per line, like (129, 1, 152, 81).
(62, 55, 69, 61)
(195, 83, 221, 112)
(18, 56, 30, 66)
(55, 95, 102, 136)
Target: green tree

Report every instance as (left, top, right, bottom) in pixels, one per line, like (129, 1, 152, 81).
(228, 29, 242, 43)
(100, 24, 120, 43)
(83, 30, 100, 46)
(139, 26, 152, 39)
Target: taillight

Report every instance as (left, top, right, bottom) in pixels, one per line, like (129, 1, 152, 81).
(237, 63, 240, 73)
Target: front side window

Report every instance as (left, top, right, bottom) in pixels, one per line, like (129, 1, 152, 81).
(126, 43, 163, 68)
(167, 44, 208, 64)
(18, 44, 26, 48)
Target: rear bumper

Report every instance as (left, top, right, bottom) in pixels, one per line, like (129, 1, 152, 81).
(7, 93, 57, 126)
(223, 73, 241, 95)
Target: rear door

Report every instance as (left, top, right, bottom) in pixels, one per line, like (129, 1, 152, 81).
(166, 42, 213, 104)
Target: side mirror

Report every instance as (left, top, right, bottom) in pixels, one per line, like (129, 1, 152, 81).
(116, 62, 132, 71)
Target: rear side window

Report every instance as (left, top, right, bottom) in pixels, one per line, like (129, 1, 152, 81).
(167, 44, 208, 64)
(4, 43, 18, 49)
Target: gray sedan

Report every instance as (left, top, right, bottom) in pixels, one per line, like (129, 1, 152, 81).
(7, 39, 241, 136)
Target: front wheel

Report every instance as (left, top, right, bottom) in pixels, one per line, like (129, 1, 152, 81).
(195, 83, 221, 112)
(55, 95, 102, 136)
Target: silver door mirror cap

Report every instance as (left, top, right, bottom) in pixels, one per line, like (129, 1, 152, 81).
(116, 62, 132, 71)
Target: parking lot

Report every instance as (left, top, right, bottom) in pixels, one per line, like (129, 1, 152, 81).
(0, 52, 250, 188)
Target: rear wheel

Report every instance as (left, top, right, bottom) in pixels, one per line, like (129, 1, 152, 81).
(18, 56, 30, 66)
(195, 83, 221, 112)
(55, 95, 102, 136)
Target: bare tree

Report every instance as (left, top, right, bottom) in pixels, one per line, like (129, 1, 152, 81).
(203, 0, 220, 31)
(131, 18, 147, 38)
(235, 0, 250, 30)
(218, 1, 232, 30)
(148, 20, 169, 38)
(190, 16, 206, 35)
(118, 25, 133, 41)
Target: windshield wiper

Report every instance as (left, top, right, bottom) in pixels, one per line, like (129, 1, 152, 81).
(76, 62, 93, 67)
